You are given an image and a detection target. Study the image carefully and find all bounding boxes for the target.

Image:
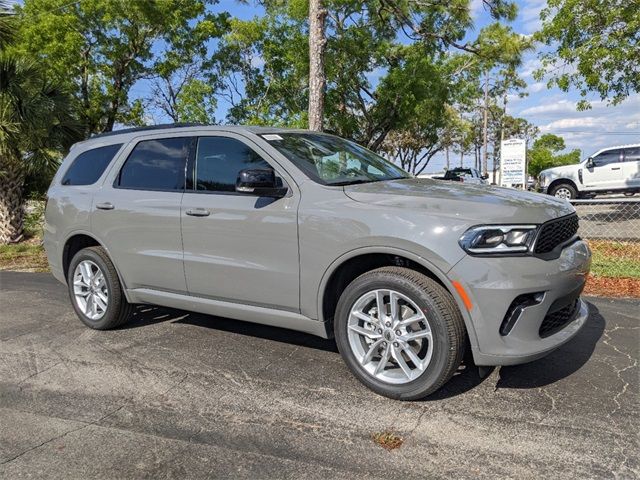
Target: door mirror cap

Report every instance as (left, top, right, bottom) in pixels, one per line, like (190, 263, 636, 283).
(586, 157, 594, 168)
(236, 169, 287, 197)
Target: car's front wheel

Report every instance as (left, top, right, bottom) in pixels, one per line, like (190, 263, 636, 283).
(67, 246, 133, 330)
(334, 267, 466, 400)
(549, 183, 577, 200)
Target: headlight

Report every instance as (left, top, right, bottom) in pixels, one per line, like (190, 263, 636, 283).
(459, 225, 538, 255)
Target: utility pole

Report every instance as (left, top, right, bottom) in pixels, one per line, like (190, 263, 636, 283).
(308, 0, 327, 131)
(482, 73, 489, 177)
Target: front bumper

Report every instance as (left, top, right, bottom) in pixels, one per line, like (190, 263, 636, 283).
(450, 239, 591, 366)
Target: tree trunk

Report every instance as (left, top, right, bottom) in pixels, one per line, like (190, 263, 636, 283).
(460, 151, 463, 168)
(445, 146, 449, 170)
(0, 159, 26, 244)
(308, 0, 327, 131)
(482, 73, 489, 176)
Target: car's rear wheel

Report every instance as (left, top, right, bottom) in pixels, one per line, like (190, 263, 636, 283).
(550, 183, 577, 200)
(67, 246, 133, 330)
(334, 267, 466, 400)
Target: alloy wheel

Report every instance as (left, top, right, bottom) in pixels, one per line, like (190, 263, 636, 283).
(554, 187, 573, 199)
(347, 289, 434, 384)
(73, 260, 109, 320)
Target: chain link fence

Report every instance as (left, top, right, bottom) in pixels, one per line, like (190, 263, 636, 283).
(571, 199, 640, 278)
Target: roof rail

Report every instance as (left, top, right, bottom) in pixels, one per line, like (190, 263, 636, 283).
(89, 123, 208, 139)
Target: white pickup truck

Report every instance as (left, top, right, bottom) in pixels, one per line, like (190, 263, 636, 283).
(538, 144, 640, 199)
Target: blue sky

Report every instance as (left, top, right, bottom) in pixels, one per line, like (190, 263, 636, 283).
(10, 0, 640, 172)
(189, 0, 640, 172)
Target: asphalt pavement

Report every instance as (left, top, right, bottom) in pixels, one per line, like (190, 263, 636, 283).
(0, 271, 638, 479)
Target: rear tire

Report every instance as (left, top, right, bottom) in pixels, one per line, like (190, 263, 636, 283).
(67, 246, 133, 330)
(334, 267, 466, 400)
(549, 183, 577, 200)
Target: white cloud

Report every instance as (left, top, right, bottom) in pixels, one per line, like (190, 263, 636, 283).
(528, 82, 546, 93)
(519, 99, 576, 116)
(520, 57, 542, 79)
(524, 96, 640, 155)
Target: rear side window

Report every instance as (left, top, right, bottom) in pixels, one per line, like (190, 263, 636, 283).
(192, 137, 271, 192)
(624, 147, 640, 162)
(61, 144, 122, 186)
(116, 137, 191, 191)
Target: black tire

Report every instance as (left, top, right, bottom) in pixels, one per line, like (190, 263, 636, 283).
(334, 267, 466, 400)
(549, 182, 577, 200)
(67, 246, 133, 330)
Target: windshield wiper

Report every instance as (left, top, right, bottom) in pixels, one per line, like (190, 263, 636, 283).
(329, 179, 373, 186)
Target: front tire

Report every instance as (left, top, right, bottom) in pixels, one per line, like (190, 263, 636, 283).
(549, 183, 577, 200)
(334, 267, 466, 400)
(67, 246, 133, 330)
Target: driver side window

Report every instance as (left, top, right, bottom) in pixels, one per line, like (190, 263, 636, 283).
(592, 149, 622, 167)
(191, 136, 272, 192)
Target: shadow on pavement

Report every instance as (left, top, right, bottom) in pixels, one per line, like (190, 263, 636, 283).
(496, 301, 605, 389)
(118, 301, 605, 396)
(121, 304, 338, 353)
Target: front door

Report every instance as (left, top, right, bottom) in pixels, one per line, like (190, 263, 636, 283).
(622, 147, 640, 189)
(180, 134, 300, 312)
(582, 148, 624, 190)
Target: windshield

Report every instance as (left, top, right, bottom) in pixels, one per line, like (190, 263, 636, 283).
(262, 132, 409, 186)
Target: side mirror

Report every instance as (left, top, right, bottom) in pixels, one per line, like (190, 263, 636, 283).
(586, 157, 594, 168)
(236, 169, 287, 198)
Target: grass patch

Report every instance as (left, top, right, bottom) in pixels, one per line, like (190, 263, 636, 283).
(0, 240, 49, 272)
(371, 430, 404, 451)
(587, 240, 640, 279)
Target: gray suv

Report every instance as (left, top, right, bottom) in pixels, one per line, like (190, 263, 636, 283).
(44, 125, 592, 400)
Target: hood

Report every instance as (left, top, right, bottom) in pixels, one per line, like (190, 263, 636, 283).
(539, 163, 581, 177)
(344, 178, 574, 224)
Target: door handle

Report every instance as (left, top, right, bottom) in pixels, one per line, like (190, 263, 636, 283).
(611, 167, 621, 170)
(96, 202, 114, 210)
(185, 208, 210, 217)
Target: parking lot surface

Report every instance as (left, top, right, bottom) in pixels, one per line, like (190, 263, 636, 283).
(0, 271, 638, 479)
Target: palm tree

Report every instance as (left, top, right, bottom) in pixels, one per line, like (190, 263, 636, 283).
(0, 2, 80, 243)
(0, 1, 14, 49)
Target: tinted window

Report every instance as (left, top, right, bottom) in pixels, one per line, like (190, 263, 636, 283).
(117, 138, 191, 191)
(193, 137, 271, 192)
(624, 147, 640, 162)
(592, 149, 622, 167)
(61, 144, 122, 186)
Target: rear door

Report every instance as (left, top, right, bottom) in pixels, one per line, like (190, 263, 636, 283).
(622, 147, 640, 189)
(582, 148, 624, 190)
(180, 133, 300, 311)
(92, 135, 192, 293)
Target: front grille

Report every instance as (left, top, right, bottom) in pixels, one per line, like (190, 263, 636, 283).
(539, 299, 580, 338)
(534, 214, 579, 254)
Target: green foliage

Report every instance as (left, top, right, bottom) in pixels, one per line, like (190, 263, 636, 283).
(0, 54, 80, 174)
(14, 0, 226, 134)
(535, 0, 639, 108)
(528, 134, 581, 177)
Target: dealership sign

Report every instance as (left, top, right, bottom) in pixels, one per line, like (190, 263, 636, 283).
(500, 138, 526, 188)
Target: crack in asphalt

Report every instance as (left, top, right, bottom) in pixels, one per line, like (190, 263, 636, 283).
(602, 327, 638, 417)
(0, 402, 128, 467)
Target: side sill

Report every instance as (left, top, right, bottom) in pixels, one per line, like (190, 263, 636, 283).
(127, 288, 330, 339)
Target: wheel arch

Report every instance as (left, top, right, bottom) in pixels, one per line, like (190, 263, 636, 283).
(317, 247, 478, 348)
(61, 231, 132, 302)
(548, 178, 579, 195)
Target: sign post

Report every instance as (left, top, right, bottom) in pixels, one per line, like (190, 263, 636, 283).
(500, 138, 526, 189)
